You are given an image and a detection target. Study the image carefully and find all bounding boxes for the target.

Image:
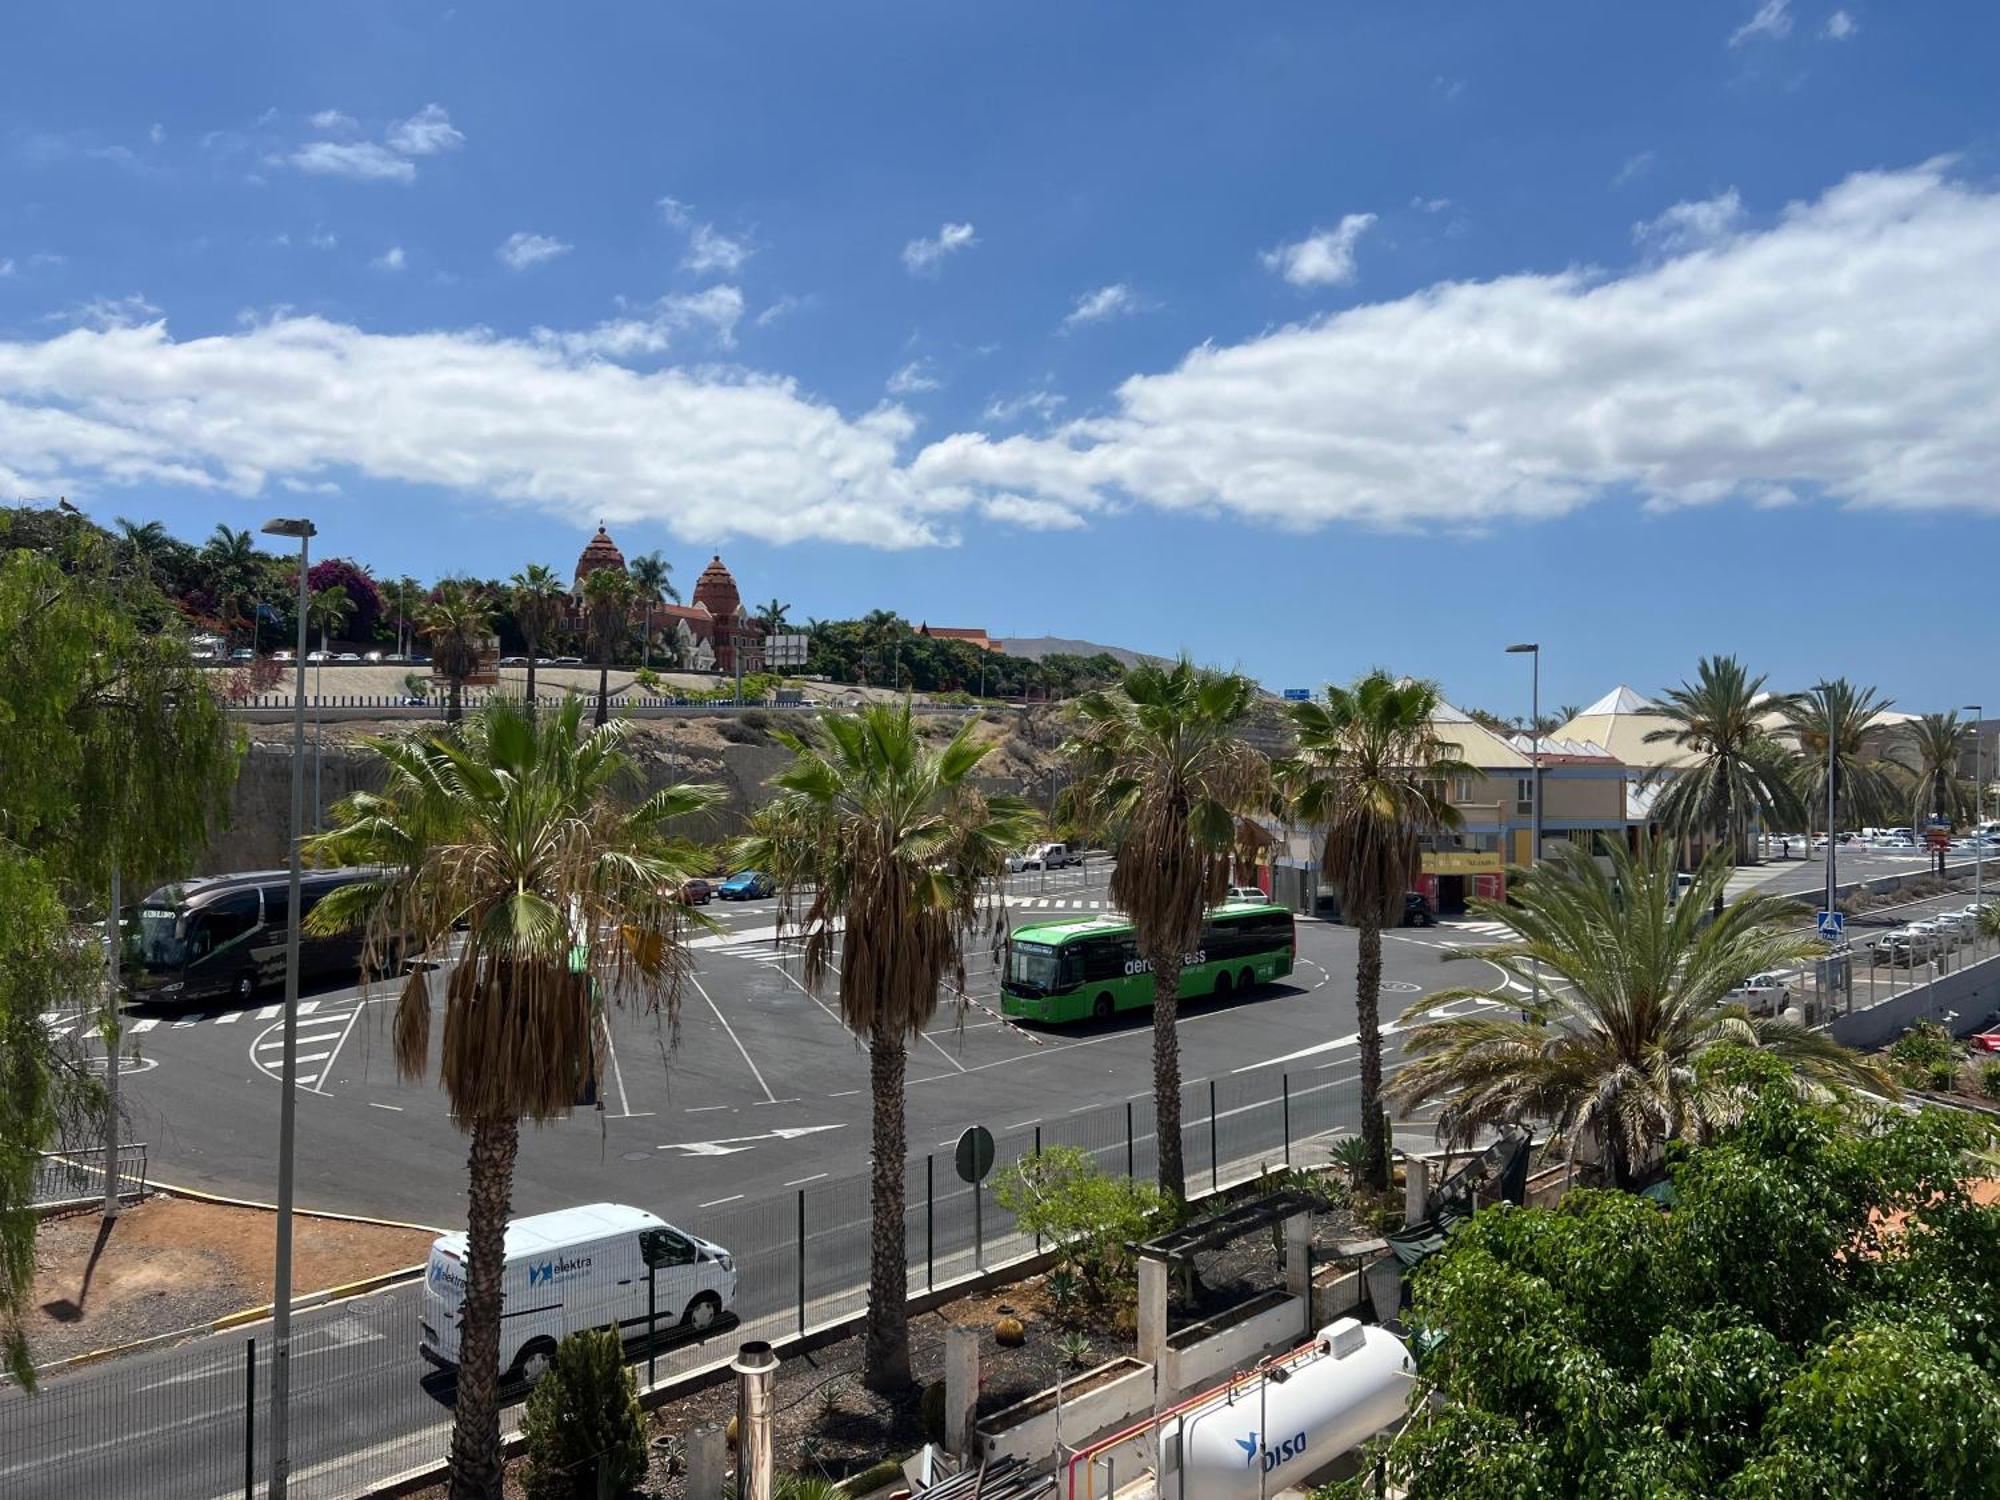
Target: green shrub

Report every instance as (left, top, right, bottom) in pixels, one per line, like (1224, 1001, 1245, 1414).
(1926, 1058, 1963, 1092)
(518, 1329, 647, 1500)
(1890, 1020, 1963, 1070)
(1981, 1060, 2000, 1101)
(991, 1146, 1166, 1299)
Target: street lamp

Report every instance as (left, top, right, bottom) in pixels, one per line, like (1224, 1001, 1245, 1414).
(1809, 682, 1841, 934)
(1966, 705, 1984, 917)
(1506, 644, 1542, 1013)
(260, 515, 315, 1500)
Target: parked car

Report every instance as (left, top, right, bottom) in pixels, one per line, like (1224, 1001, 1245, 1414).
(1402, 892, 1436, 927)
(1728, 971, 1792, 1015)
(335, 652, 360, 662)
(717, 870, 774, 900)
(677, 878, 712, 906)
(228, 647, 254, 662)
(306, 649, 329, 662)
(1225, 885, 1269, 904)
(499, 655, 528, 666)
(551, 655, 583, 666)
(272, 649, 295, 663)
(1969, 1029, 2000, 1054)
(384, 652, 409, 663)
(363, 649, 384, 662)
(1013, 842, 1080, 871)
(1873, 930, 1936, 965)
(420, 1203, 736, 1380)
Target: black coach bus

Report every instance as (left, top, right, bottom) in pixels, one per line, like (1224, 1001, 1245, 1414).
(122, 867, 382, 1007)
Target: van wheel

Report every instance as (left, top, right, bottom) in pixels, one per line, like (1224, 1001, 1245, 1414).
(1213, 973, 1234, 1000)
(234, 973, 257, 1006)
(682, 1293, 722, 1334)
(515, 1338, 557, 1384)
(1093, 992, 1114, 1021)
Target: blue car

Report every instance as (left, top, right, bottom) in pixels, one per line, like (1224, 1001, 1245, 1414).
(718, 870, 774, 901)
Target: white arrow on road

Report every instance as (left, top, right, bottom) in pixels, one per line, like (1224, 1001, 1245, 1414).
(657, 1123, 846, 1157)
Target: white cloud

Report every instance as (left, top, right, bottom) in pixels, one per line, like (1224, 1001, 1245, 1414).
(385, 104, 463, 157)
(1411, 196, 1452, 215)
(0, 259, 14, 277)
(288, 140, 416, 183)
(1063, 283, 1141, 328)
(657, 196, 693, 229)
(497, 232, 572, 271)
(902, 222, 977, 275)
(371, 246, 406, 272)
(1633, 188, 1745, 253)
(149, 123, 165, 146)
(684, 223, 750, 275)
(308, 109, 358, 133)
(308, 230, 339, 250)
(914, 161, 2000, 534)
(1823, 9, 1857, 39)
(1730, 0, 1792, 46)
(754, 294, 808, 328)
(887, 360, 942, 395)
(536, 285, 745, 358)
(982, 389, 1066, 426)
(50, 293, 163, 329)
(1261, 213, 1377, 287)
(1613, 151, 1658, 188)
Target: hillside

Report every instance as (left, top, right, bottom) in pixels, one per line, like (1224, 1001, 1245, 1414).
(997, 635, 1170, 670)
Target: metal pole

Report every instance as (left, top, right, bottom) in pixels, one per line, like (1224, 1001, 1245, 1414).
(1967, 706, 1984, 913)
(647, 1268, 657, 1387)
(1125, 1100, 1135, 1180)
(1823, 686, 1838, 924)
(1033, 1126, 1043, 1250)
(926, 1154, 934, 1291)
(795, 1189, 806, 1336)
(974, 1180, 983, 1271)
(1209, 1079, 1219, 1193)
(102, 865, 122, 1218)
(267, 523, 311, 1500)
(245, 1336, 256, 1500)
(313, 657, 323, 834)
(1282, 1074, 1291, 1167)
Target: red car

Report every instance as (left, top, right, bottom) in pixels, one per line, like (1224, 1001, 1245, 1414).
(677, 878, 712, 906)
(1969, 1030, 2000, 1054)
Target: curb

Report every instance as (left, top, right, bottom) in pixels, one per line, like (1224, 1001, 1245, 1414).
(151, 1177, 447, 1236)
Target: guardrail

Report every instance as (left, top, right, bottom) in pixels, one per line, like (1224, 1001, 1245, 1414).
(30, 1145, 149, 1214)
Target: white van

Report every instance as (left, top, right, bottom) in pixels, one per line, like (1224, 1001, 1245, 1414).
(420, 1203, 736, 1381)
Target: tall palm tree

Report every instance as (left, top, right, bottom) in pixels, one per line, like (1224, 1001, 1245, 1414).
(1644, 656, 1802, 874)
(580, 567, 636, 727)
(1065, 659, 1268, 1198)
(389, 574, 424, 659)
(421, 580, 493, 724)
(1899, 713, 1975, 875)
(200, 523, 262, 647)
(305, 698, 718, 1500)
(507, 563, 567, 712)
(755, 597, 791, 634)
(1388, 838, 1892, 1188)
(1278, 671, 1471, 1188)
(307, 582, 354, 654)
(627, 552, 678, 670)
(1781, 679, 1901, 844)
(737, 704, 1034, 1391)
(1555, 703, 1583, 726)
(115, 516, 172, 573)
(861, 609, 906, 687)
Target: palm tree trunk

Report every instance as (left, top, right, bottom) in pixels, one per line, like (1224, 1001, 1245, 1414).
(863, 1017, 912, 1393)
(1151, 951, 1185, 1199)
(1356, 918, 1389, 1190)
(448, 1114, 520, 1500)
(447, 676, 463, 725)
(524, 644, 538, 721)
(595, 659, 610, 727)
(641, 605, 653, 670)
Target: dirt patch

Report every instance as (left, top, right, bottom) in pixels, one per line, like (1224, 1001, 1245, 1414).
(28, 1196, 434, 1368)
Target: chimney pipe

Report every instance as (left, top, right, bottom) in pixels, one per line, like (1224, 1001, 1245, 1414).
(732, 1340, 779, 1500)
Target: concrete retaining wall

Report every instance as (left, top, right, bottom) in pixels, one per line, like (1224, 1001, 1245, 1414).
(1827, 951, 2000, 1050)
(1165, 1290, 1307, 1394)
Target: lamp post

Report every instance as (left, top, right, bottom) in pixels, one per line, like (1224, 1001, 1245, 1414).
(1966, 705, 1984, 919)
(1506, 644, 1542, 1012)
(260, 515, 315, 1500)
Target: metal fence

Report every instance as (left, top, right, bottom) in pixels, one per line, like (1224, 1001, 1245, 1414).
(0, 1067, 1359, 1500)
(222, 691, 982, 720)
(29, 1144, 149, 1213)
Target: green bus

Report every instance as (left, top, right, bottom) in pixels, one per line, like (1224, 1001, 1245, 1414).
(1001, 902, 1296, 1023)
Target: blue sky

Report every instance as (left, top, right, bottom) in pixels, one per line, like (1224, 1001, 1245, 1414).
(4, 2, 1998, 715)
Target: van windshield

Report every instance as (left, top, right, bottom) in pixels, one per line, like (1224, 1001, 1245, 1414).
(129, 908, 187, 971)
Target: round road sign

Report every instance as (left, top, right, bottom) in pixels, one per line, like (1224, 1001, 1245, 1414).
(954, 1125, 995, 1185)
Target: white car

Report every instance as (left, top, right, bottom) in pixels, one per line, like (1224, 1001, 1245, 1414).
(420, 1203, 735, 1381)
(1224, 886, 1269, 904)
(305, 650, 329, 662)
(335, 652, 361, 662)
(1728, 972, 1793, 1016)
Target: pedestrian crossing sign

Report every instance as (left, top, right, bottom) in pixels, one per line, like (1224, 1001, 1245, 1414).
(1816, 909, 1844, 941)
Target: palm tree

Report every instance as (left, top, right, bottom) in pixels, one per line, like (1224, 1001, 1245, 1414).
(305, 698, 718, 1500)
(388, 574, 424, 659)
(1644, 656, 1802, 875)
(1555, 703, 1583, 726)
(1278, 671, 1472, 1188)
(1065, 659, 1268, 1198)
(627, 552, 679, 670)
(115, 516, 172, 573)
(1781, 679, 1901, 845)
(861, 609, 906, 687)
(420, 580, 493, 724)
(507, 563, 567, 713)
(755, 597, 791, 634)
(1899, 713, 1975, 875)
(581, 567, 636, 727)
(307, 583, 354, 654)
(736, 704, 1034, 1391)
(1388, 838, 1892, 1189)
(200, 523, 262, 647)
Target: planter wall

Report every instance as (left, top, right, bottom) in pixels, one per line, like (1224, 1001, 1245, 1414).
(1165, 1290, 1307, 1395)
(975, 1355, 1155, 1467)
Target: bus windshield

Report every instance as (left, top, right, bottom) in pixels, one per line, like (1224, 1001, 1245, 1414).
(1007, 942, 1061, 994)
(130, 908, 187, 971)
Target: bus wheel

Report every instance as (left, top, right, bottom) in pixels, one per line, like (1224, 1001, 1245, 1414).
(1239, 966, 1256, 992)
(1213, 973, 1234, 1000)
(1093, 993, 1114, 1021)
(233, 974, 257, 1006)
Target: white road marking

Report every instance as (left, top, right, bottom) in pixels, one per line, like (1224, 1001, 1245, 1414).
(213, 1009, 243, 1024)
(367, 1101, 403, 1112)
(685, 1103, 733, 1113)
(308, 995, 370, 1095)
(657, 1123, 845, 1157)
(686, 970, 778, 1105)
(129, 1017, 159, 1035)
(598, 1011, 635, 1117)
(785, 1173, 829, 1187)
(699, 1194, 745, 1208)
(256, 1005, 281, 1020)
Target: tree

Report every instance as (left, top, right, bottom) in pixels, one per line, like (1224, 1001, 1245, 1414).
(384, 574, 425, 658)
(755, 597, 791, 634)
(627, 552, 678, 670)
(580, 567, 636, 728)
(0, 529, 238, 1384)
(1898, 712, 1976, 874)
(305, 699, 716, 1500)
(518, 1329, 647, 1500)
(1388, 838, 1891, 1188)
(307, 583, 354, 654)
(1065, 660, 1267, 1198)
(1782, 678, 1902, 844)
(1644, 656, 1802, 874)
(199, 523, 264, 647)
(1349, 1074, 2000, 1497)
(420, 579, 493, 724)
(736, 704, 1034, 1390)
(1278, 670, 1471, 1188)
(507, 564, 567, 713)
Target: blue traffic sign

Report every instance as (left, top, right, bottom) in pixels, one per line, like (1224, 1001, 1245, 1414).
(1816, 909, 1845, 941)
(1282, 688, 1311, 701)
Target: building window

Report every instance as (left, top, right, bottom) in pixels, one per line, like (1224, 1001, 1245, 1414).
(1452, 775, 1477, 804)
(1515, 777, 1534, 815)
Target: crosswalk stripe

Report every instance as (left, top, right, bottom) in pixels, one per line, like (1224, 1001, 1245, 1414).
(129, 1017, 159, 1035)
(256, 1005, 281, 1020)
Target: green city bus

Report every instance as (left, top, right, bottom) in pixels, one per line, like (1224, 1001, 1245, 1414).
(1001, 901, 1296, 1023)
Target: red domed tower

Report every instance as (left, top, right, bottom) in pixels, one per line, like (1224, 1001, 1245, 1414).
(691, 555, 741, 621)
(573, 523, 628, 590)
(692, 555, 761, 675)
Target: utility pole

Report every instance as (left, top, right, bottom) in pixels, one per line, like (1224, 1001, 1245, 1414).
(101, 864, 121, 1218)
(1967, 705, 1984, 914)
(1506, 644, 1542, 1009)
(1815, 682, 1838, 925)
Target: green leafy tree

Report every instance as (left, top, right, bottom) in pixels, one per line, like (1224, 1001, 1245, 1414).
(1645, 656, 1802, 873)
(1279, 670, 1471, 1188)
(580, 566, 635, 727)
(1389, 838, 1893, 1188)
(307, 582, 354, 654)
(507, 563, 567, 713)
(992, 1147, 1165, 1300)
(1065, 659, 1268, 1199)
(626, 552, 677, 670)
(736, 703, 1035, 1391)
(518, 1329, 647, 1500)
(755, 596, 791, 633)
(199, 522, 265, 647)
(420, 579, 494, 725)
(1783, 678, 1903, 842)
(306, 698, 716, 1500)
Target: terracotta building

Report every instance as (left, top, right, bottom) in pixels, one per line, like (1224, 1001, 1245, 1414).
(568, 525, 762, 675)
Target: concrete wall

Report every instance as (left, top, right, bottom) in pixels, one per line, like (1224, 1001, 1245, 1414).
(1827, 951, 2000, 1050)
(1165, 1291, 1308, 1394)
